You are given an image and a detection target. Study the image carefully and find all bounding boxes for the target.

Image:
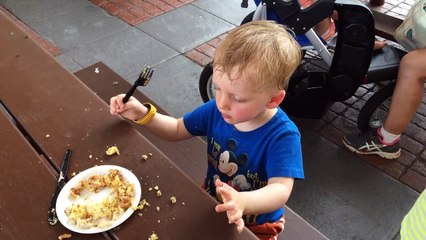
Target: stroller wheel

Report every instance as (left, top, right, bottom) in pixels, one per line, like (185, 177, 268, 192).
(241, 12, 255, 25)
(199, 63, 214, 103)
(357, 81, 395, 132)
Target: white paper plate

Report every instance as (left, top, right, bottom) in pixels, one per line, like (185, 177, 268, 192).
(56, 165, 141, 234)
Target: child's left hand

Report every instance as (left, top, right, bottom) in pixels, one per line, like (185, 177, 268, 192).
(214, 179, 246, 233)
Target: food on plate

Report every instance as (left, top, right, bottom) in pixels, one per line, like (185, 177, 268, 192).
(133, 198, 150, 211)
(64, 169, 135, 229)
(106, 146, 120, 156)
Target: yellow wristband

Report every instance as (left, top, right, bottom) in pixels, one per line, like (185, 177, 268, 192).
(134, 103, 157, 125)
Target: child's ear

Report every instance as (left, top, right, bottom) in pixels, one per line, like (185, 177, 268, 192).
(266, 90, 286, 108)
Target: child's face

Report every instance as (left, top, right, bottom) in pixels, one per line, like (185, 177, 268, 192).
(212, 66, 274, 125)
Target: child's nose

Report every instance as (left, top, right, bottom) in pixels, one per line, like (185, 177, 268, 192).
(216, 94, 230, 110)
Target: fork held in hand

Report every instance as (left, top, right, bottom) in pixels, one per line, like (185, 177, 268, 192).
(122, 65, 155, 103)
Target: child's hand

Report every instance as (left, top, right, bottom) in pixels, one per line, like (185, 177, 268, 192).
(214, 179, 246, 233)
(109, 94, 146, 121)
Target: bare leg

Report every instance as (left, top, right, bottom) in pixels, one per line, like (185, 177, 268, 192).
(313, 18, 332, 38)
(383, 48, 426, 135)
(374, 41, 387, 50)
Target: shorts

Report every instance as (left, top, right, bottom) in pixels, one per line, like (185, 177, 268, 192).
(246, 215, 286, 240)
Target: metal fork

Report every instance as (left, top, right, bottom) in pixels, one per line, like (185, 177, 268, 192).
(122, 65, 155, 103)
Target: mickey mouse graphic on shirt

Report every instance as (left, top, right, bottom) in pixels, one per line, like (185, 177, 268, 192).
(213, 138, 251, 191)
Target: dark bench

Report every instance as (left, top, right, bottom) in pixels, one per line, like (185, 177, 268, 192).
(75, 62, 329, 240)
(373, 11, 403, 42)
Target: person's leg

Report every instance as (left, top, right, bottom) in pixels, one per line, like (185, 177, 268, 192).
(300, 0, 336, 41)
(374, 41, 387, 50)
(383, 48, 426, 135)
(342, 48, 426, 159)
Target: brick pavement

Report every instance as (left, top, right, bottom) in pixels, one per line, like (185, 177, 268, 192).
(360, 0, 416, 20)
(89, 0, 195, 25)
(1, 0, 423, 193)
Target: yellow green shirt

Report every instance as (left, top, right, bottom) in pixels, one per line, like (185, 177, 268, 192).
(400, 189, 426, 240)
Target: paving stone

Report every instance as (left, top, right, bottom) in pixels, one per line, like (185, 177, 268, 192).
(56, 54, 83, 73)
(0, 6, 61, 56)
(361, 91, 375, 101)
(412, 160, 426, 176)
(100, 2, 121, 15)
(396, 149, 417, 167)
(354, 86, 369, 98)
(400, 169, 426, 192)
(130, 2, 164, 16)
(412, 111, 426, 129)
(192, 0, 256, 26)
(160, 0, 185, 8)
(185, 49, 212, 66)
(329, 101, 347, 114)
(195, 43, 216, 58)
(405, 123, 426, 144)
(351, 98, 367, 111)
(116, 7, 150, 25)
(136, 4, 234, 53)
(319, 125, 344, 147)
(30, 3, 129, 51)
(98, 0, 183, 25)
(0, 0, 93, 23)
(331, 116, 358, 134)
(90, 0, 108, 5)
(421, 149, 426, 162)
(418, 102, 426, 116)
(144, 0, 174, 12)
(360, 155, 406, 179)
(321, 110, 337, 123)
(400, 135, 424, 155)
(207, 37, 223, 48)
(65, 27, 178, 80)
(343, 95, 359, 106)
(343, 107, 360, 123)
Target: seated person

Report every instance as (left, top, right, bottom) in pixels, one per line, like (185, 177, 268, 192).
(300, 0, 387, 49)
(110, 21, 304, 240)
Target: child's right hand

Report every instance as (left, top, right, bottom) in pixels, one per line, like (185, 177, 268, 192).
(109, 94, 147, 121)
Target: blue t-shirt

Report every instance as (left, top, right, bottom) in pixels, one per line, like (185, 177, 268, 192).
(183, 100, 304, 225)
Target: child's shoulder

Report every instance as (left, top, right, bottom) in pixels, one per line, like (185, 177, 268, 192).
(267, 109, 300, 139)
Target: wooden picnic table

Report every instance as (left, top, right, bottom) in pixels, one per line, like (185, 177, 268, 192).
(0, 10, 257, 240)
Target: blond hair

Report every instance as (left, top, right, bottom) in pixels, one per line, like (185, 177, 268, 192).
(213, 21, 301, 92)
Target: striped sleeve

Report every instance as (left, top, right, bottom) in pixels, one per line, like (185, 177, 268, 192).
(400, 189, 426, 240)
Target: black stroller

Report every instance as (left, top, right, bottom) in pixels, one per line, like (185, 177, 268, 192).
(198, 0, 406, 132)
